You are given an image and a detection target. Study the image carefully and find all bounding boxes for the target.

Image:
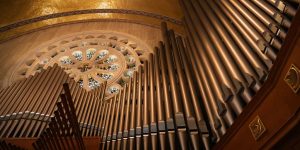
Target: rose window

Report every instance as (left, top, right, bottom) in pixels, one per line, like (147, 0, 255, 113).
(9, 32, 151, 99)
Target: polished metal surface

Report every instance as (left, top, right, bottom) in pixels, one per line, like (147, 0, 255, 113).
(0, 0, 298, 149)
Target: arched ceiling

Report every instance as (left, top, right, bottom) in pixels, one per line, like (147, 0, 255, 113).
(0, 0, 184, 41)
(0, 21, 163, 89)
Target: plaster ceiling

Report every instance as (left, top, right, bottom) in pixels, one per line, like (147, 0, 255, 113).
(0, 0, 182, 27)
(0, 0, 183, 41)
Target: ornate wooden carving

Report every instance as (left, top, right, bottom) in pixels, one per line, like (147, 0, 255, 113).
(249, 116, 266, 140)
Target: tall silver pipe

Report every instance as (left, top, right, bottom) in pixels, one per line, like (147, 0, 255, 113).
(1, 66, 51, 137)
(99, 103, 108, 136)
(169, 30, 200, 150)
(267, 0, 297, 16)
(135, 66, 143, 149)
(116, 84, 128, 149)
(111, 89, 123, 147)
(205, 0, 268, 84)
(231, 1, 282, 50)
(158, 42, 176, 150)
(183, 21, 226, 141)
(193, 0, 255, 103)
(100, 98, 113, 149)
(229, 0, 283, 50)
(129, 72, 137, 149)
(177, 36, 210, 149)
(154, 47, 166, 150)
(161, 22, 188, 150)
(201, 0, 264, 93)
(122, 77, 133, 149)
(215, 0, 273, 70)
(182, 0, 244, 115)
(182, 6, 233, 131)
(219, 0, 277, 61)
(95, 82, 107, 136)
(15, 67, 59, 137)
(184, 12, 231, 136)
(142, 61, 150, 150)
(161, 23, 184, 119)
(148, 53, 158, 150)
(105, 96, 118, 149)
(80, 92, 92, 135)
(240, 1, 287, 40)
(252, 0, 291, 28)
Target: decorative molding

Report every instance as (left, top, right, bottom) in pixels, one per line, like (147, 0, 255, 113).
(284, 64, 300, 93)
(249, 116, 267, 140)
(0, 9, 182, 32)
(0, 19, 162, 44)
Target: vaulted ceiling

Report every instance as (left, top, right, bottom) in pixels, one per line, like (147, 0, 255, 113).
(0, 0, 183, 41)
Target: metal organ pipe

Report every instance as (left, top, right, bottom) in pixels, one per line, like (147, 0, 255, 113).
(267, 0, 297, 17)
(148, 54, 158, 150)
(176, 0, 297, 148)
(181, 0, 242, 120)
(129, 71, 138, 149)
(198, 0, 263, 93)
(13, 67, 59, 137)
(158, 42, 176, 150)
(135, 66, 143, 149)
(240, 1, 287, 40)
(191, 0, 255, 104)
(105, 96, 117, 149)
(0, 1, 298, 149)
(142, 61, 150, 150)
(216, 1, 274, 70)
(252, 0, 292, 29)
(229, 1, 282, 49)
(168, 30, 199, 150)
(220, 0, 278, 62)
(176, 36, 210, 149)
(111, 89, 123, 149)
(153, 47, 166, 150)
(183, 17, 228, 140)
(162, 22, 189, 150)
(116, 84, 128, 150)
(205, 0, 268, 86)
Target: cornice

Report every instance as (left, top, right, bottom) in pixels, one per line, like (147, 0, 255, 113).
(0, 18, 161, 43)
(0, 9, 182, 32)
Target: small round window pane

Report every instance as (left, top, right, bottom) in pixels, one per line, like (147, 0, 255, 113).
(72, 51, 83, 61)
(108, 86, 120, 94)
(59, 56, 73, 64)
(86, 48, 96, 60)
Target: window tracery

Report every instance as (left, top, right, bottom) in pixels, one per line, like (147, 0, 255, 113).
(11, 32, 150, 99)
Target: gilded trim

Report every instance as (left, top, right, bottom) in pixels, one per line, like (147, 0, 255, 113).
(284, 64, 300, 93)
(0, 19, 161, 43)
(249, 116, 266, 140)
(0, 9, 182, 32)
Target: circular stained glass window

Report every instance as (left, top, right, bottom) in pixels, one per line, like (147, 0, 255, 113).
(12, 32, 151, 99)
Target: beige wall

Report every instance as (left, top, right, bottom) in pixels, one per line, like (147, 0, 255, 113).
(0, 0, 182, 27)
(0, 21, 163, 88)
(0, 0, 184, 41)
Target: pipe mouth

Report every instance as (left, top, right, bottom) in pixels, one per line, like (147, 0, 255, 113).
(240, 88, 254, 104)
(251, 81, 262, 93)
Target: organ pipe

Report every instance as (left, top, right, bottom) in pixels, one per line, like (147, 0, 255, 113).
(0, 1, 298, 149)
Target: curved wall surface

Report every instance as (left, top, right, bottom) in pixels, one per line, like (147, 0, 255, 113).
(0, 21, 163, 89)
(0, 0, 183, 42)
